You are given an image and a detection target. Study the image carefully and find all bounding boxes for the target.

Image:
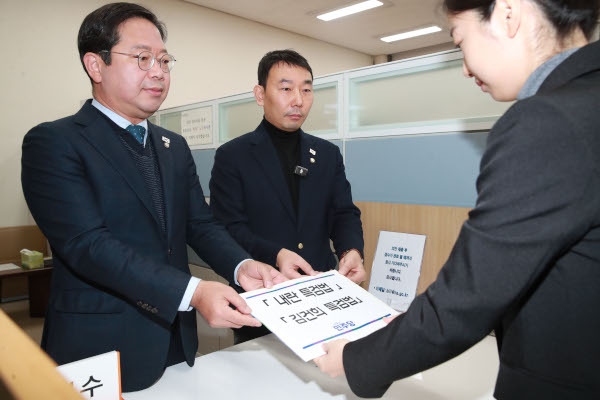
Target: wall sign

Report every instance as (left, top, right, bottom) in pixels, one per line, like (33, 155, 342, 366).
(181, 107, 212, 147)
(368, 231, 426, 312)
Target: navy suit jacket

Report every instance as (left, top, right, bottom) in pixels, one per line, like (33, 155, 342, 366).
(21, 101, 248, 391)
(209, 121, 363, 271)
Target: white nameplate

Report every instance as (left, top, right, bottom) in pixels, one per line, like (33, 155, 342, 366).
(368, 231, 426, 312)
(57, 350, 121, 400)
(241, 271, 399, 362)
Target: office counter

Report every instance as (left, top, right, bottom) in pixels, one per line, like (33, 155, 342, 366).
(0, 263, 52, 317)
(123, 334, 499, 400)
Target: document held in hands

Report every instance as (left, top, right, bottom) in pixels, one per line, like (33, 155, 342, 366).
(240, 270, 400, 361)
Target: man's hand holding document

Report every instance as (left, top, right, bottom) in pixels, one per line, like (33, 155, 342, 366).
(240, 270, 399, 361)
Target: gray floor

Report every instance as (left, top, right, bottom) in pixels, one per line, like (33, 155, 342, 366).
(0, 264, 234, 356)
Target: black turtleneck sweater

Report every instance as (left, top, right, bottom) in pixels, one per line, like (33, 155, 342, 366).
(263, 118, 300, 213)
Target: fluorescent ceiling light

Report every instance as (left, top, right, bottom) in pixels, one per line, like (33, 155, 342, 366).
(381, 26, 442, 42)
(317, 0, 383, 21)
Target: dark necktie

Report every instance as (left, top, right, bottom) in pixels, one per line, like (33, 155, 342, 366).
(126, 124, 146, 144)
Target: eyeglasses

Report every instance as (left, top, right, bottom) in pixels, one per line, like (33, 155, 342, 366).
(100, 50, 176, 73)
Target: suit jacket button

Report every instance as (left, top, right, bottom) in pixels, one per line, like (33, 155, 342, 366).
(298, 243, 304, 250)
(137, 300, 143, 307)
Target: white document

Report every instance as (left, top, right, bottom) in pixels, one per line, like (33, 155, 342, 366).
(0, 263, 20, 272)
(57, 351, 121, 400)
(241, 270, 399, 362)
(368, 231, 426, 312)
(181, 106, 212, 147)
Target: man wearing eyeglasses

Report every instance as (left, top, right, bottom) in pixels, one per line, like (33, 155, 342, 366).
(21, 2, 285, 392)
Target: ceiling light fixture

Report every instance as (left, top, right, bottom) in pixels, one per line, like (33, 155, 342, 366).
(317, 0, 383, 22)
(380, 26, 442, 42)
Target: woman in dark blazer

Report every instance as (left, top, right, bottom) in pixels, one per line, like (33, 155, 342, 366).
(315, 1, 600, 399)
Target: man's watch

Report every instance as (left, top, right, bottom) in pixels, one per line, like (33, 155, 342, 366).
(340, 248, 364, 263)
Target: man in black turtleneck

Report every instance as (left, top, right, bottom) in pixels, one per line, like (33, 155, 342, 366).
(210, 50, 365, 343)
(264, 118, 301, 213)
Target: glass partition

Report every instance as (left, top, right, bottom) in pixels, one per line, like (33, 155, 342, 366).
(302, 81, 338, 136)
(156, 50, 509, 146)
(218, 80, 341, 144)
(160, 110, 182, 134)
(218, 96, 262, 143)
(348, 59, 511, 134)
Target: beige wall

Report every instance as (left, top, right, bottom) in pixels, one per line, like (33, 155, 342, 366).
(391, 42, 455, 62)
(1, 0, 372, 228)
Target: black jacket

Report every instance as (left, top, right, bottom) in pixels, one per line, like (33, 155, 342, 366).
(21, 101, 248, 391)
(210, 121, 363, 271)
(344, 40, 600, 399)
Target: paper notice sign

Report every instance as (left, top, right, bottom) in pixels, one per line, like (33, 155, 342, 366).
(241, 271, 399, 361)
(368, 231, 426, 312)
(181, 107, 212, 147)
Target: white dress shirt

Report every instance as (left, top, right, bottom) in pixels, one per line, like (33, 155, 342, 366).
(91, 99, 248, 312)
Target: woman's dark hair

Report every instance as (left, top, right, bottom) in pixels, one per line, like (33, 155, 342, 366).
(77, 2, 167, 76)
(443, 0, 599, 40)
(257, 49, 313, 88)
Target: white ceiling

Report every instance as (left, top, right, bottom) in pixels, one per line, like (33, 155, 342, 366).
(183, 0, 453, 56)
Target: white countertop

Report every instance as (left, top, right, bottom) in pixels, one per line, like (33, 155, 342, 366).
(123, 334, 499, 399)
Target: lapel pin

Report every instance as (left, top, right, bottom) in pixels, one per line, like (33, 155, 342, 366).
(162, 136, 170, 148)
(309, 148, 316, 156)
(310, 157, 316, 164)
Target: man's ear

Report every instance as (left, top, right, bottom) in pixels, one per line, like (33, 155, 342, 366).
(494, 0, 522, 39)
(253, 84, 265, 106)
(83, 52, 104, 84)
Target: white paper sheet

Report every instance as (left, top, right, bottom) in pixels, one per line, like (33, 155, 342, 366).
(0, 263, 20, 272)
(368, 231, 426, 312)
(241, 271, 399, 361)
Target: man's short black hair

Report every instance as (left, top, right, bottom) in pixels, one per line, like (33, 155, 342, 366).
(257, 49, 313, 88)
(77, 2, 167, 79)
